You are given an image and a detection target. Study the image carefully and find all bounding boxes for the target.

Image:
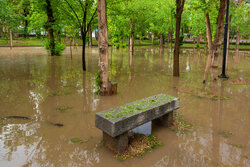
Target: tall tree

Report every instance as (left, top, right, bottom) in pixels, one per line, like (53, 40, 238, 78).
(211, 0, 227, 67)
(45, 0, 56, 56)
(63, 0, 97, 71)
(97, 0, 109, 95)
(173, 0, 185, 77)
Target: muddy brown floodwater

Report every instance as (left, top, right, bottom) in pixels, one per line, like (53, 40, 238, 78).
(0, 46, 249, 167)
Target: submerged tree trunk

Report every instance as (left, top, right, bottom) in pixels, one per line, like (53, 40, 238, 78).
(97, 0, 109, 95)
(211, 0, 227, 67)
(45, 0, 56, 56)
(173, 0, 185, 77)
(10, 29, 13, 49)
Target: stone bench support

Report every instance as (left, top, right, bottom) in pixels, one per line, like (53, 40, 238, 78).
(95, 94, 180, 153)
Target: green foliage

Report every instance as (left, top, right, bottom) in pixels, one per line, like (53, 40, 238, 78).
(44, 38, 66, 56)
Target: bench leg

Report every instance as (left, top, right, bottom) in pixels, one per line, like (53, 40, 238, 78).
(153, 111, 174, 127)
(103, 131, 129, 154)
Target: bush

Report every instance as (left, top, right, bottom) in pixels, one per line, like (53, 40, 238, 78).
(44, 38, 66, 56)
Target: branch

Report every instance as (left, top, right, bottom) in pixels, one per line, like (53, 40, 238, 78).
(64, 0, 82, 28)
(77, 0, 84, 11)
(82, 0, 89, 33)
(86, 7, 97, 33)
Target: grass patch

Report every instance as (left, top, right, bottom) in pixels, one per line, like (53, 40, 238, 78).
(56, 106, 73, 113)
(115, 134, 162, 161)
(70, 138, 89, 144)
(218, 130, 232, 138)
(169, 112, 193, 134)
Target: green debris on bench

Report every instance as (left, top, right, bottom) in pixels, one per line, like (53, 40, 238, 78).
(100, 94, 176, 121)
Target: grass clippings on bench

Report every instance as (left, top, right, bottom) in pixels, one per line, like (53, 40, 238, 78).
(101, 94, 176, 121)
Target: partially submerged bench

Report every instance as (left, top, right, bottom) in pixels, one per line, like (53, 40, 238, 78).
(95, 94, 180, 153)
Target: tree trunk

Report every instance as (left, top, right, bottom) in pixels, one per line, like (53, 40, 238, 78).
(203, 12, 213, 83)
(24, 19, 28, 38)
(95, 30, 98, 41)
(97, 0, 110, 95)
(170, 30, 173, 49)
(160, 34, 163, 47)
(226, 15, 231, 68)
(45, 0, 56, 56)
(81, 30, 87, 71)
(10, 29, 13, 49)
(89, 25, 92, 47)
(236, 0, 242, 48)
(211, 0, 227, 68)
(148, 31, 151, 40)
(129, 25, 134, 53)
(173, 0, 185, 77)
(236, 27, 240, 48)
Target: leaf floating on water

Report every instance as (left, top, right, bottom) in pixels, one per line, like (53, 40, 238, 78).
(81, 139, 89, 143)
(30, 130, 36, 135)
(70, 138, 80, 143)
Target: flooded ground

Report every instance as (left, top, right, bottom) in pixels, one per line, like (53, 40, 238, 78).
(0, 46, 249, 167)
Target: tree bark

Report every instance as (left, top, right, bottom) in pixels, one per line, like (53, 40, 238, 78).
(45, 0, 56, 56)
(129, 24, 134, 53)
(211, 0, 227, 67)
(173, 0, 185, 77)
(148, 31, 151, 40)
(203, 12, 213, 83)
(97, 0, 109, 95)
(236, 0, 242, 48)
(10, 29, 13, 49)
(236, 26, 240, 48)
(81, 29, 87, 71)
(226, 15, 231, 68)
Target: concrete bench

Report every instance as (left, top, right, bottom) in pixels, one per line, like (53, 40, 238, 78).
(95, 94, 180, 153)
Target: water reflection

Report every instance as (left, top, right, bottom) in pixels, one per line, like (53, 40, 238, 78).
(0, 46, 249, 167)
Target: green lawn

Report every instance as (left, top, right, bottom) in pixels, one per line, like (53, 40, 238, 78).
(0, 38, 249, 50)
